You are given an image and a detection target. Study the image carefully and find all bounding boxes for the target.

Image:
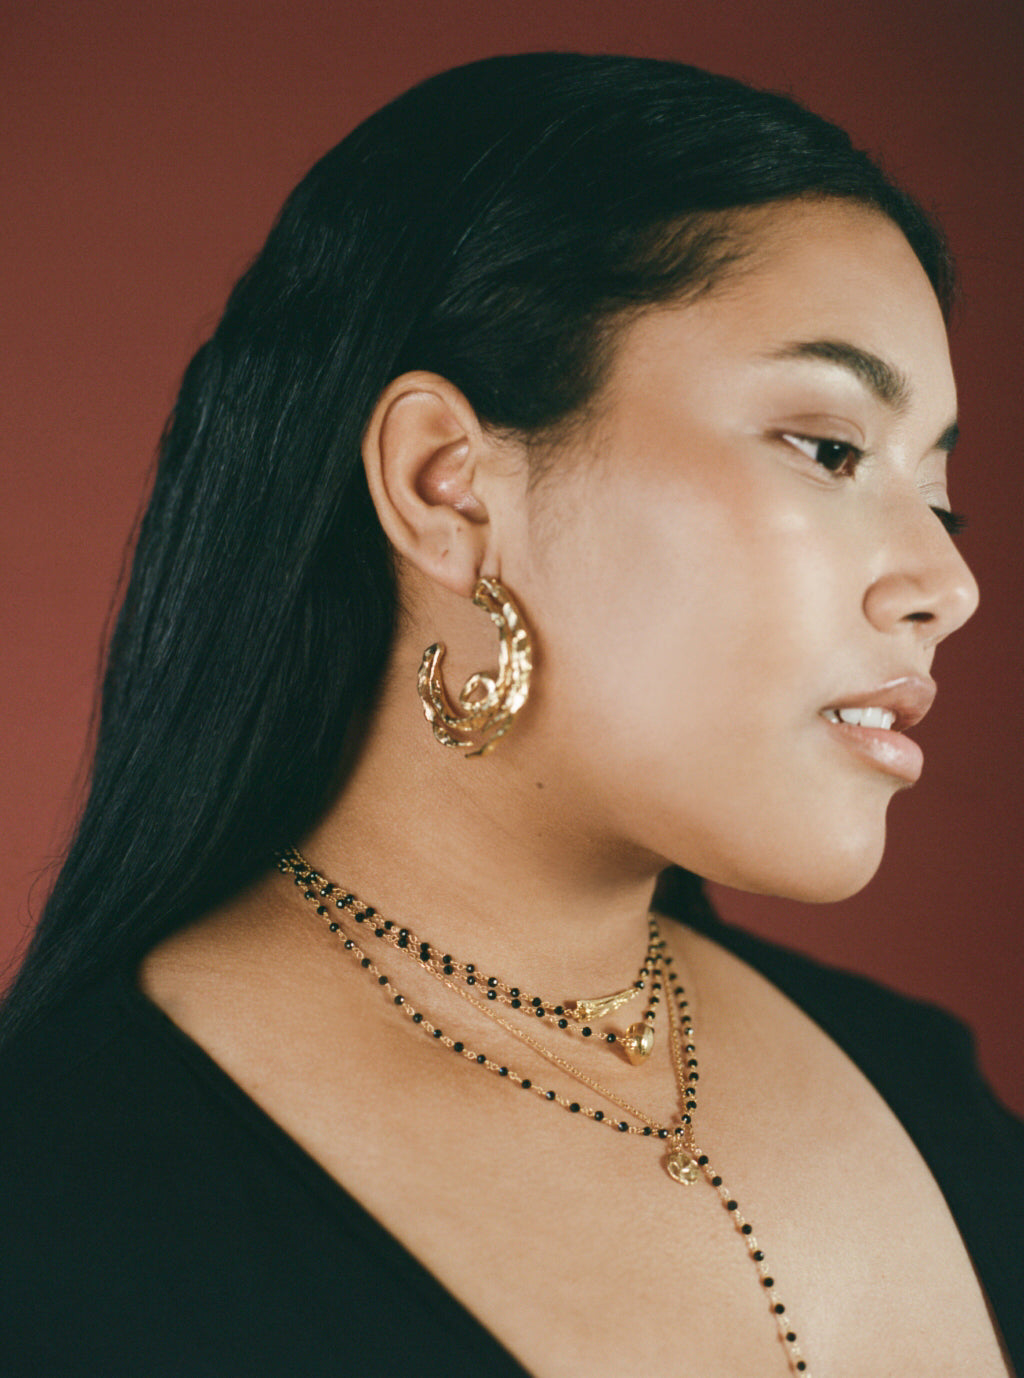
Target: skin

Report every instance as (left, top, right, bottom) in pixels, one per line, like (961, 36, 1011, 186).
(142, 200, 1010, 1376)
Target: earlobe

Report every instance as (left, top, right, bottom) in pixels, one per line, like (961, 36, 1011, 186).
(362, 372, 491, 596)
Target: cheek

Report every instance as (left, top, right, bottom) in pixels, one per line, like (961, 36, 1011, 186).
(524, 475, 890, 900)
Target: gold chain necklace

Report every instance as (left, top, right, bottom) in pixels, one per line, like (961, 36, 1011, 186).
(279, 847, 661, 1063)
(278, 851, 811, 1376)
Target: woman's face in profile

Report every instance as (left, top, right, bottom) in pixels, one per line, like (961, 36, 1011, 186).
(509, 198, 978, 902)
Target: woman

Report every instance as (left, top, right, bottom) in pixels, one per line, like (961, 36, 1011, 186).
(1, 52, 1020, 1377)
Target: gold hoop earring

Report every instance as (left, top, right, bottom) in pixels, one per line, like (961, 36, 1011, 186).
(417, 576, 532, 757)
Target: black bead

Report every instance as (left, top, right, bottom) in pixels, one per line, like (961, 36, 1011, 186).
(797, 1364, 806, 1371)
(786, 1333, 797, 1343)
(774, 1304, 785, 1314)
(727, 1200, 738, 1211)
(535, 1008, 545, 1018)
(558, 1019, 568, 1029)
(487, 977, 498, 987)
(412, 1013, 423, 1023)
(336, 899, 346, 909)
(316, 905, 328, 917)
(433, 1029, 442, 1038)
(582, 1027, 592, 1037)
(595, 1111, 604, 1121)
(531, 997, 542, 1007)
(554, 1005, 565, 1015)
(378, 975, 388, 986)
(762, 1277, 774, 1288)
(374, 928, 385, 938)
(657, 1128, 668, 1139)
(342, 894, 354, 905)
(360, 958, 370, 968)
(393, 996, 403, 1006)
(466, 976, 476, 985)
(511, 998, 522, 1009)
(698, 1155, 709, 1166)
(521, 1079, 532, 1089)
(753, 1251, 764, 1261)
(510, 988, 520, 998)
(642, 1126, 653, 1136)
(570, 1102, 581, 1113)
(453, 1041, 464, 1053)
(443, 955, 453, 964)
(712, 1176, 722, 1187)
(476, 1054, 486, 1064)
(618, 1121, 629, 1132)
(344, 940, 353, 950)
(363, 907, 376, 919)
(545, 1091, 556, 1101)
(398, 936, 408, 948)
(466, 964, 475, 973)
(605, 1033, 616, 1043)
(499, 1067, 508, 1076)
(443, 965, 455, 976)
(741, 1224, 752, 1235)
(329, 922, 339, 932)
(487, 991, 497, 1000)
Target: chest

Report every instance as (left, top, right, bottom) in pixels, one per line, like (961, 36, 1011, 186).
(141, 933, 1010, 1377)
(318, 1012, 1004, 1377)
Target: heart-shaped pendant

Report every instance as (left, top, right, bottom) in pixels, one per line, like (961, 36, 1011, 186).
(619, 1021, 655, 1065)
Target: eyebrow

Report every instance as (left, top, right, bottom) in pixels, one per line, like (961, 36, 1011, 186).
(763, 338, 959, 455)
(934, 420, 959, 454)
(764, 339, 912, 411)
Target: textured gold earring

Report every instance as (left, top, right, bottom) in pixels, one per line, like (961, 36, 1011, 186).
(417, 576, 532, 757)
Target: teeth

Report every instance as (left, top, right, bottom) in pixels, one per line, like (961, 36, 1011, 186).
(824, 706, 897, 729)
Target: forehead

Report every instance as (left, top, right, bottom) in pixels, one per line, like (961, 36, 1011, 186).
(608, 199, 956, 414)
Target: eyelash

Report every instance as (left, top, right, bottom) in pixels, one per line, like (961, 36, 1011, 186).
(931, 507, 968, 537)
(782, 434, 968, 537)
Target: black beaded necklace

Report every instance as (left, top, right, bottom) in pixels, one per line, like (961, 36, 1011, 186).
(278, 847, 662, 1062)
(278, 849, 812, 1377)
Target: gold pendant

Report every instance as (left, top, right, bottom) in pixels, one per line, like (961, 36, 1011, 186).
(666, 1150, 700, 1185)
(619, 1021, 655, 1065)
(563, 988, 638, 1022)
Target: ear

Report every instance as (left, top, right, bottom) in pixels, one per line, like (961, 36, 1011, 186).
(362, 372, 493, 597)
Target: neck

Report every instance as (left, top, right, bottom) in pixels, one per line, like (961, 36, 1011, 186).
(296, 662, 665, 997)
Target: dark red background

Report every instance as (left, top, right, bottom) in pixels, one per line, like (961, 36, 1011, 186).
(3, 1, 1022, 1113)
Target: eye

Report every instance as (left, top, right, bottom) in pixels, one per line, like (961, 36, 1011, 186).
(781, 433, 863, 476)
(931, 506, 968, 537)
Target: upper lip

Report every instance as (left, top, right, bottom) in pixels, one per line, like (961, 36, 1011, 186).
(821, 675, 937, 732)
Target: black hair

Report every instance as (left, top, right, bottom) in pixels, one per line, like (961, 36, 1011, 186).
(1, 52, 954, 1044)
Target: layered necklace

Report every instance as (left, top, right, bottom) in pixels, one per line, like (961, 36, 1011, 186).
(277, 847, 811, 1377)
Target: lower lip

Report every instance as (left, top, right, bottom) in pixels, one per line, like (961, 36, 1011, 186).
(821, 718, 924, 784)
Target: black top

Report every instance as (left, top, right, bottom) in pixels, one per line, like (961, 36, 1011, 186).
(2, 912, 1022, 1377)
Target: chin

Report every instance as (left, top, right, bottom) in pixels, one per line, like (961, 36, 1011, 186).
(698, 815, 888, 905)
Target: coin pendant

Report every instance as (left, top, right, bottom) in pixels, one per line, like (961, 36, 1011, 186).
(666, 1151, 700, 1184)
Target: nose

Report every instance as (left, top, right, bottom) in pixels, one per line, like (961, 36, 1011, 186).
(862, 516, 980, 646)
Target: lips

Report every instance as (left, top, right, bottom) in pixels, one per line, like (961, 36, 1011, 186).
(819, 676, 937, 783)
